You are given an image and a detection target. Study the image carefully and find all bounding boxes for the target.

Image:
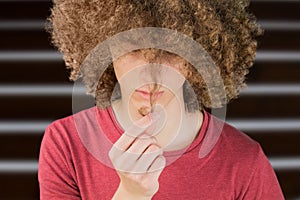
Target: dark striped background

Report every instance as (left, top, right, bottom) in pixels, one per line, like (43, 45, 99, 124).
(0, 0, 300, 199)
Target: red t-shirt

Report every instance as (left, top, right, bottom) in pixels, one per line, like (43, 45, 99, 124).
(38, 106, 284, 199)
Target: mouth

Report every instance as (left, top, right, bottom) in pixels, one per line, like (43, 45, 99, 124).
(135, 89, 164, 101)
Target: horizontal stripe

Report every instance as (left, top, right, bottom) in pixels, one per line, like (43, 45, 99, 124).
(1, 50, 300, 62)
(269, 157, 300, 170)
(227, 119, 300, 132)
(255, 51, 300, 62)
(1, 119, 300, 134)
(0, 0, 49, 2)
(240, 84, 300, 96)
(252, 0, 300, 2)
(0, 84, 85, 96)
(0, 84, 299, 96)
(1, 0, 298, 2)
(0, 160, 38, 173)
(0, 20, 45, 30)
(1, 20, 300, 32)
(1, 157, 300, 173)
(0, 121, 50, 133)
(259, 21, 300, 31)
(0, 0, 300, 3)
(1, 0, 299, 2)
(0, 51, 62, 61)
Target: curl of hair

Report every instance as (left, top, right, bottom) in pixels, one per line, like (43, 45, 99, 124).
(46, 0, 263, 111)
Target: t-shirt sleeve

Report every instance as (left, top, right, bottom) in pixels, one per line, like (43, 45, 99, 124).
(38, 122, 81, 199)
(242, 145, 285, 199)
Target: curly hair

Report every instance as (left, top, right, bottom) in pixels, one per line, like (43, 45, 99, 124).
(46, 0, 263, 111)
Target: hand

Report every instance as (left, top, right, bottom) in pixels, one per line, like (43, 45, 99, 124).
(109, 112, 166, 199)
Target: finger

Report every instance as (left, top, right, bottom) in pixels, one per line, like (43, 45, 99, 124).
(111, 150, 136, 172)
(109, 112, 160, 162)
(147, 155, 166, 176)
(125, 111, 161, 138)
(113, 112, 160, 151)
(111, 137, 158, 172)
(132, 144, 163, 174)
(126, 136, 157, 155)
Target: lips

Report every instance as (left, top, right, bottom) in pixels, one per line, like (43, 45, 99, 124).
(135, 90, 164, 101)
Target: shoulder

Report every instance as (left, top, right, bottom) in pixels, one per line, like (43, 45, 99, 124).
(204, 114, 284, 198)
(43, 106, 98, 142)
(205, 112, 264, 164)
(209, 112, 260, 150)
(221, 118, 260, 152)
(221, 119, 261, 156)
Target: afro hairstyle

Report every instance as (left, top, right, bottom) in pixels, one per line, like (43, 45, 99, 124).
(46, 0, 263, 111)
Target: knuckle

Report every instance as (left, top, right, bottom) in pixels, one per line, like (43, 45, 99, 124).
(158, 155, 166, 167)
(108, 147, 118, 160)
(147, 144, 161, 153)
(109, 145, 123, 159)
(150, 136, 158, 143)
(135, 115, 152, 128)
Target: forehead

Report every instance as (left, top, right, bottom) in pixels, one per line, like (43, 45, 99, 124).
(114, 49, 187, 67)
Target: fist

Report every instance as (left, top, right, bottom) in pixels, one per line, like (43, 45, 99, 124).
(109, 112, 166, 198)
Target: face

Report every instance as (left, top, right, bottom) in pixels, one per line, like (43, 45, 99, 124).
(113, 51, 187, 116)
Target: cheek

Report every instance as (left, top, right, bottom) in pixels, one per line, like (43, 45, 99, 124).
(113, 63, 132, 81)
(177, 74, 186, 85)
(161, 70, 186, 92)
